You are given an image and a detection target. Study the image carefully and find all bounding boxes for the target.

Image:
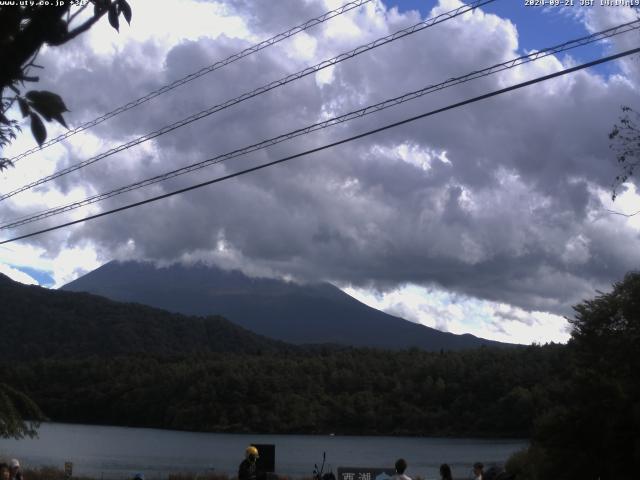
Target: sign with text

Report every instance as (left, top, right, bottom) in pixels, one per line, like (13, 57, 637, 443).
(337, 467, 395, 480)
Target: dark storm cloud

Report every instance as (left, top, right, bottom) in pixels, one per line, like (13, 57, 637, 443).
(5, 0, 640, 317)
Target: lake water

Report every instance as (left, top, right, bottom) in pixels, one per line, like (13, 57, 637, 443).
(0, 423, 527, 480)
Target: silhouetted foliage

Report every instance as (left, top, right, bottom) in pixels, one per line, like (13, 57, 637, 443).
(0, 382, 45, 439)
(610, 106, 640, 201)
(0, 0, 132, 169)
(507, 272, 640, 479)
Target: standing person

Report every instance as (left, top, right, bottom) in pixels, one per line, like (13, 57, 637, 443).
(439, 464, 452, 480)
(239, 445, 259, 480)
(0, 463, 10, 480)
(9, 459, 22, 480)
(391, 459, 411, 480)
(473, 462, 484, 480)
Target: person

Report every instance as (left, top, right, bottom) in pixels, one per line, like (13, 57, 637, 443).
(439, 464, 452, 480)
(239, 445, 259, 480)
(391, 458, 411, 480)
(0, 463, 10, 480)
(9, 460, 22, 480)
(473, 462, 484, 480)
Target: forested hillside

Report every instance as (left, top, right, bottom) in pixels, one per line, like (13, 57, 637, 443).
(0, 346, 568, 437)
(0, 271, 567, 438)
(0, 273, 290, 359)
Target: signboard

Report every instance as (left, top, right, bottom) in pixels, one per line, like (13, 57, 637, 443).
(64, 462, 73, 478)
(337, 467, 395, 480)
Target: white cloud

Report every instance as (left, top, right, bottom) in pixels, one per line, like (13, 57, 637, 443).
(79, 0, 251, 55)
(343, 283, 572, 344)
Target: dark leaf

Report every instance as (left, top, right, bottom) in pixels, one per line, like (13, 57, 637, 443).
(0, 113, 10, 126)
(93, 0, 108, 15)
(29, 113, 46, 146)
(25, 91, 69, 127)
(0, 158, 13, 171)
(17, 97, 30, 118)
(108, 3, 119, 31)
(119, 0, 132, 25)
(50, 112, 68, 129)
(25, 90, 69, 112)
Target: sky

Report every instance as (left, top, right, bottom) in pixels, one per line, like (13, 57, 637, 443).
(1, 0, 639, 345)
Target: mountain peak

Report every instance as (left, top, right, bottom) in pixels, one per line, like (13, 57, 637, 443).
(63, 260, 512, 351)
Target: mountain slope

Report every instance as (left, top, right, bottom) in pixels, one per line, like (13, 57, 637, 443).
(0, 273, 289, 360)
(62, 261, 511, 350)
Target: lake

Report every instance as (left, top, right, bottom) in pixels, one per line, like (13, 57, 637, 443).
(0, 423, 527, 480)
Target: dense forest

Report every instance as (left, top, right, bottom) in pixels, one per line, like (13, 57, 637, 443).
(0, 345, 568, 438)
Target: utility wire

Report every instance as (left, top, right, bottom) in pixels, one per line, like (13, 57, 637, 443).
(2, 20, 639, 230)
(0, 0, 495, 202)
(8, 0, 373, 164)
(2, 46, 639, 245)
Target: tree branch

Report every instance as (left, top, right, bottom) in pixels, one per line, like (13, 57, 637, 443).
(54, 1, 113, 45)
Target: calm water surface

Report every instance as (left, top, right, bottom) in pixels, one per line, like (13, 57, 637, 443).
(0, 423, 526, 480)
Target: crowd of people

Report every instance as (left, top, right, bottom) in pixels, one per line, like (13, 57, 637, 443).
(238, 445, 511, 480)
(0, 450, 509, 480)
(386, 457, 511, 480)
(385, 458, 510, 480)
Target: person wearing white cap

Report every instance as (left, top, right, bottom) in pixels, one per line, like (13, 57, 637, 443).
(9, 459, 22, 480)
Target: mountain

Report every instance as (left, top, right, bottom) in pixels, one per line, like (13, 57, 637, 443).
(62, 261, 511, 350)
(0, 273, 289, 360)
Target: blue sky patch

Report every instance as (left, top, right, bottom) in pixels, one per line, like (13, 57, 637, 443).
(16, 266, 55, 287)
(384, 1, 621, 76)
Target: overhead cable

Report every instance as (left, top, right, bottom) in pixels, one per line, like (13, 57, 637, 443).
(2, 19, 638, 230)
(2, 45, 639, 245)
(7, 0, 374, 164)
(0, 0, 495, 201)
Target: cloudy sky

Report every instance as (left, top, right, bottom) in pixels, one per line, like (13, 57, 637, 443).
(1, 0, 639, 344)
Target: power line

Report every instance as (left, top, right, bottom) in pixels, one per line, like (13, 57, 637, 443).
(0, 0, 495, 202)
(7, 0, 373, 164)
(2, 45, 638, 245)
(2, 20, 638, 230)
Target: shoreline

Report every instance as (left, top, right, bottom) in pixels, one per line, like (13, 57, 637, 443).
(1, 423, 526, 480)
(17, 421, 529, 442)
